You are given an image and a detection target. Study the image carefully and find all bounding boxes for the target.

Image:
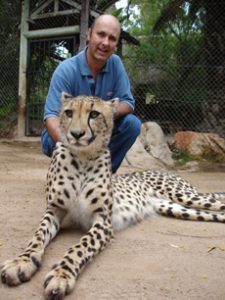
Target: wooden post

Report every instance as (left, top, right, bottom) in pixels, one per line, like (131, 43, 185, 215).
(17, 0, 29, 138)
(79, 0, 90, 52)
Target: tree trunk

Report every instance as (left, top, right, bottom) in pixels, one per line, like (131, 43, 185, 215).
(79, 0, 90, 52)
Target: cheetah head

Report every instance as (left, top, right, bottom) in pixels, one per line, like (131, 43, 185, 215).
(59, 93, 119, 155)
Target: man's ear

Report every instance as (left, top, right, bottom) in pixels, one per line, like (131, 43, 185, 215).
(87, 28, 92, 42)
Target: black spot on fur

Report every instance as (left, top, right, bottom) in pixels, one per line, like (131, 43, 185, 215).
(94, 207, 104, 213)
(58, 198, 65, 205)
(77, 251, 83, 257)
(82, 241, 88, 247)
(18, 270, 28, 283)
(65, 255, 74, 264)
(31, 256, 41, 269)
(166, 208, 174, 217)
(175, 193, 183, 198)
(104, 199, 109, 205)
(44, 275, 54, 288)
(64, 189, 70, 198)
(62, 264, 76, 276)
(209, 198, 216, 203)
(94, 223, 103, 230)
(182, 213, 190, 219)
(50, 202, 61, 208)
(197, 215, 205, 221)
(96, 233, 102, 240)
(91, 197, 98, 204)
(91, 239, 95, 246)
(43, 216, 51, 223)
(71, 159, 79, 170)
(86, 188, 94, 198)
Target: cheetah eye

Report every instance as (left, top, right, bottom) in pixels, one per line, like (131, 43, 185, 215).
(65, 109, 73, 118)
(89, 110, 100, 119)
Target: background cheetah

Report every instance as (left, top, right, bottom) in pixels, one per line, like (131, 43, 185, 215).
(1, 94, 225, 300)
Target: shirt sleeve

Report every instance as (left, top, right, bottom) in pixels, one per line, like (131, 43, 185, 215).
(112, 55, 135, 110)
(43, 61, 73, 121)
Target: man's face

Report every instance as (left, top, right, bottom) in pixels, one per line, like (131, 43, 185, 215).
(87, 16, 120, 63)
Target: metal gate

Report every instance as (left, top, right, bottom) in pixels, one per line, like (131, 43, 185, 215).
(26, 35, 79, 136)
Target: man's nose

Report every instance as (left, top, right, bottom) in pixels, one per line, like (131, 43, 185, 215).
(102, 36, 109, 45)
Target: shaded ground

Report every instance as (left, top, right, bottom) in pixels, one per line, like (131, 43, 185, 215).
(0, 141, 225, 300)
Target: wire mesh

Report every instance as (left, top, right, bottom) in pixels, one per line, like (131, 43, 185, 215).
(0, 1, 225, 139)
(0, 1, 20, 137)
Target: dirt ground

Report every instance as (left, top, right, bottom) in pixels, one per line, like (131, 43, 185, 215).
(0, 140, 225, 300)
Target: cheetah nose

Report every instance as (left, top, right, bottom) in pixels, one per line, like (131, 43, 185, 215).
(70, 130, 85, 140)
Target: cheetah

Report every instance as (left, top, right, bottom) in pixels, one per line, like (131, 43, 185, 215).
(1, 93, 225, 300)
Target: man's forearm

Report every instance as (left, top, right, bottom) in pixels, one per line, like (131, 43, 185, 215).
(45, 117, 61, 143)
(114, 102, 133, 120)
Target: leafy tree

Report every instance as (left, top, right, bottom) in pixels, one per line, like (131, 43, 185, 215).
(117, 0, 225, 133)
(151, 0, 225, 133)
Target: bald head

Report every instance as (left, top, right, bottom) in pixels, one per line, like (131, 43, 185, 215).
(92, 14, 121, 36)
(86, 14, 121, 66)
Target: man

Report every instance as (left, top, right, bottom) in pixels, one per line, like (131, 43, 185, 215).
(42, 14, 141, 173)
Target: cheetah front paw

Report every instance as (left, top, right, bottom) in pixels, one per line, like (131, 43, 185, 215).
(44, 266, 76, 300)
(0, 254, 41, 286)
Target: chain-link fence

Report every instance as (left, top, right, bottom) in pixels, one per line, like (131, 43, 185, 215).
(0, 1, 20, 137)
(1, 1, 225, 139)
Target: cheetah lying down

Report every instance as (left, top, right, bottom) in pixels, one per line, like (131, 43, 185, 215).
(1, 94, 225, 300)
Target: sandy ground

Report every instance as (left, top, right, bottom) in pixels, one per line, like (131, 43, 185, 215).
(0, 140, 225, 300)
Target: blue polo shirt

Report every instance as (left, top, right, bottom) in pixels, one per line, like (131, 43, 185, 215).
(44, 48, 135, 121)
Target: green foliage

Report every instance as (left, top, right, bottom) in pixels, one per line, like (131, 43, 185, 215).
(173, 146, 225, 165)
(172, 150, 194, 165)
(119, 1, 206, 128)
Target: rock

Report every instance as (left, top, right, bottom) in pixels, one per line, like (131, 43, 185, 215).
(140, 122, 174, 167)
(177, 161, 200, 172)
(122, 137, 166, 171)
(174, 131, 225, 161)
(122, 121, 174, 171)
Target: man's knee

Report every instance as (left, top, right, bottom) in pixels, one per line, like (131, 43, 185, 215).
(118, 114, 141, 138)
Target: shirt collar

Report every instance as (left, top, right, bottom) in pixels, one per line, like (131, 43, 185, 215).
(78, 47, 109, 76)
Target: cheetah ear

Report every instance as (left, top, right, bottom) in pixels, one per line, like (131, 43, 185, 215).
(109, 97, 120, 107)
(61, 92, 73, 103)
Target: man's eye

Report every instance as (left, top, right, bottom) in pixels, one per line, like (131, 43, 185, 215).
(89, 110, 100, 119)
(65, 110, 73, 118)
(97, 32, 105, 38)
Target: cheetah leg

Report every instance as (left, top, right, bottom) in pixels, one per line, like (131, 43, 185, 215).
(44, 216, 113, 300)
(0, 207, 65, 286)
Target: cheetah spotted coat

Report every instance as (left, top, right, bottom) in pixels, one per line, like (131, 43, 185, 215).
(1, 94, 225, 300)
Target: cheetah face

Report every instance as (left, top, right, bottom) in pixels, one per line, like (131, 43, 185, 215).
(59, 93, 118, 153)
